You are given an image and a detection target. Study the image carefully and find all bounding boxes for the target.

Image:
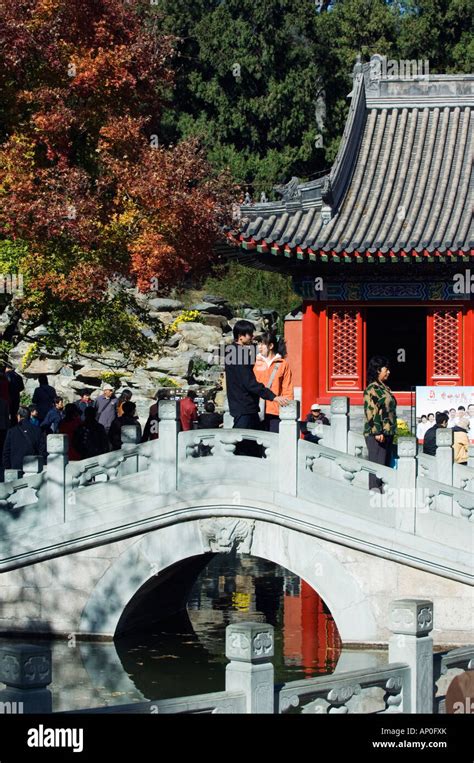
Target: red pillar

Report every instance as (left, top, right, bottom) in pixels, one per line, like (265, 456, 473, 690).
(301, 301, 319, 418)
(464, 306, 474, 385)
(301, 579, 319, 676)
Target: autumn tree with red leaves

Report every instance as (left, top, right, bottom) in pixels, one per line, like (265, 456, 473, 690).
(0, 0, 234, 359)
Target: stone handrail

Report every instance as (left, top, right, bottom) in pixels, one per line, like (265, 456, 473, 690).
(416, 475, 474, 519)
(440, 646, 474, 674)
(453, 462, 474, 492)
(66, 430, 152, 489)
(300, 439, 399, 487)
(348, 429, 368, 458)
(0, 396, 471, 577)
(62, 690, 247, 715)
(2, 599, 465, 715)
(434, 646, 474, 713)
(277, 663, 410, 714)
(417, 452, 436, 478)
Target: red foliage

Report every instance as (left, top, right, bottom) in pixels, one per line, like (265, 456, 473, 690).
(0, 0, 234, 305)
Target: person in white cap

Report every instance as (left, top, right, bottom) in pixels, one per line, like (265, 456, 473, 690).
(301, 402, 330, 444)
(94, 384, 118, 434)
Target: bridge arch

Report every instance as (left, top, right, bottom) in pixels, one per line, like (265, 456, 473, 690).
(80, 513, 377, 642)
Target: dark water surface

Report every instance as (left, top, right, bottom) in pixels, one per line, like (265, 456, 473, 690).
(1, 554, 387, 711)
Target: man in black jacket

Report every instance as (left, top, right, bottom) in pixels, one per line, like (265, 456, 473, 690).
(5, 363, 24, 427)
(423, 411, 449, 456)
(3, 406, 46, 472)
(225, 320, 289, 430)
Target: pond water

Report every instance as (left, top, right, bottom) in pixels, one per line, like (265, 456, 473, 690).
(1, 554, 388, 711)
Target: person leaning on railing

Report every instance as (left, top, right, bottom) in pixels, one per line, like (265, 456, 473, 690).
(363, 356, 397, 493)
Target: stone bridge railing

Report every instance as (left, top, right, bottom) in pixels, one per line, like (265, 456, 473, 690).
(1, 599, 472, 715)
(0, 398, 472, 578)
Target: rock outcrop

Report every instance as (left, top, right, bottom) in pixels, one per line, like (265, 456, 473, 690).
(6, 292, 278, 422)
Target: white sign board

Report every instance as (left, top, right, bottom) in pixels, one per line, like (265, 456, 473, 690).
(415, 386, 474, 443)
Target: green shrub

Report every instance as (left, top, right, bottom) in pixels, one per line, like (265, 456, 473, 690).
(99, 371, 123, 389)
(192, 358, 211, 376)
(156, 376, 181, 388)
(20, 392, 32, 407)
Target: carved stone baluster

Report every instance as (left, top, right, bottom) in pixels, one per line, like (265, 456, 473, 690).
(456, 494, 474, 520)
(158, 400, 179, 493)
(388, 598, 433, 713)
(326, 684, 360, 713)
(225, 622, 275, 714)
(330, 396, 349, 453)
(468, 445, 474, 470)
(47, 434, 68, 524)
(337, 457, 362, 484)
(383, 676, 403, 713)
(279, 400, 300, 495)
(4, 470, 21, 483)
(219, 435, 240, 455)
(396, 437, 417, 532)
(223, 397, 234, 429)
(435, 429, 453, 514)
(0, 644, 52, 713)
(120, 425, 140, 476)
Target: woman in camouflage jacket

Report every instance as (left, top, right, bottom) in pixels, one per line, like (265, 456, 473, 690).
(364, 356, 397, 492)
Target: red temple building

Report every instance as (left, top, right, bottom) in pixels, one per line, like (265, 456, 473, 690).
(225, 57, 474, 417)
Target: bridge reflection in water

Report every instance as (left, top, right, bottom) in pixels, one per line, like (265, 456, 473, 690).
(115, 553, 342, 701)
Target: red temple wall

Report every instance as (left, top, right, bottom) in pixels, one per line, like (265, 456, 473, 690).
(285, 303, 474, 410)
(283, 318, 302, 389)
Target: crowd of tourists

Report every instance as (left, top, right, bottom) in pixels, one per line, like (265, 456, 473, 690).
(1, 322, 470, 487)
(417, 406, 474, 448)
(0, 372, 156, 476)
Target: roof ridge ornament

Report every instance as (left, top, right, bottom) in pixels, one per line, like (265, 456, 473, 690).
(320, 176, 333, 225)
(364, 54, 383, 96)
(353, 54, 363, 80)
(274, 176, 301, 202)
(321, 176, 334, 206)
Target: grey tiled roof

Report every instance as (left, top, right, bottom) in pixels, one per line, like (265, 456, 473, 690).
(228, 60, 474, 261)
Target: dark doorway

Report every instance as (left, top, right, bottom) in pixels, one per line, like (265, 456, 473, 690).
(366, 307, 426, 390)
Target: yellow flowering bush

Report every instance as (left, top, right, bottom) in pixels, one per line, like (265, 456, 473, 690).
(100, 371, 128, 389)
(167, 309, 201, 336)
(394, 418, 412, 444)
(156, 376, 181, 388)
(396, 419, 411, 436)
(21, 341, 39, 370)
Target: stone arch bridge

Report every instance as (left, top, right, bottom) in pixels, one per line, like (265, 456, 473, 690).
(0, 399, 471, 646)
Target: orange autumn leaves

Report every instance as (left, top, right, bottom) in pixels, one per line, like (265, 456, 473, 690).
(0, 0, 234, 314)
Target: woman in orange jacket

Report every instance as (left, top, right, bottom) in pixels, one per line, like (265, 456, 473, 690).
(254, 332, 293, 432)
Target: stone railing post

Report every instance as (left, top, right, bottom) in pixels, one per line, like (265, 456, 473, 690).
(4, 470, 21, 482)
(223, 397, 234, 429)
(396, 437, 417, 533)
(435, 428, 453, 513)
(278, 400, 300, 496)
(120, 425, 141, 476)
(23, 456, 43, 474)
(158, 400, 179, 493)
(468, 445, 474, 469)
(388, 599, 433, 713)
(47, 434, 68, 525)
(225, 622, 275, 713)
(330, 396, 349, 453)
(0, 644, 52, 713)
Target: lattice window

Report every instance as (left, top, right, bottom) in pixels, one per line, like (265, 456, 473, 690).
(331, 309, 359, 376)
(433, 310, 460, 377)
